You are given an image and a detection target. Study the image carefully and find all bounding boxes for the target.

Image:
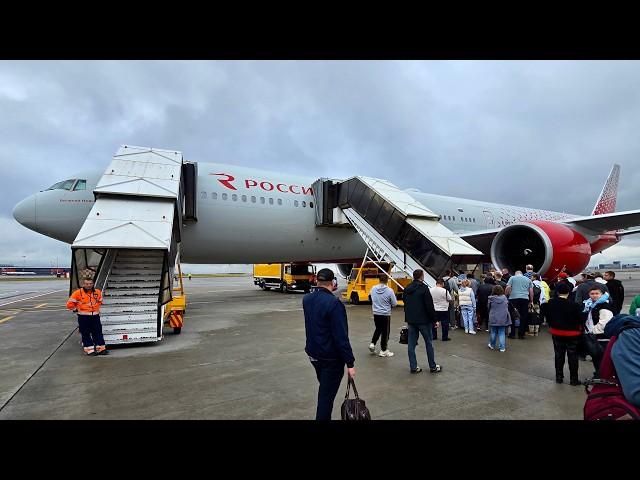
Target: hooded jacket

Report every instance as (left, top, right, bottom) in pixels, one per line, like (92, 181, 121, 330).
(370, 283, 398, 316)
(403, 280, 436, 325)
(488, 295, 511, 327)
(476, 279, 495, 312)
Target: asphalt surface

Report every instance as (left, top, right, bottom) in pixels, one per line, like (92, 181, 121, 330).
(1, 273, 639, 420)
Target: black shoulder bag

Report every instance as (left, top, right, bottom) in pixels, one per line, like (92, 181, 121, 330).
(341, 377, 371, 421)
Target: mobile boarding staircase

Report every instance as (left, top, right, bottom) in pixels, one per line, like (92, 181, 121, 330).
(313, 177, 484, 287)
(70, 145, 197, 345)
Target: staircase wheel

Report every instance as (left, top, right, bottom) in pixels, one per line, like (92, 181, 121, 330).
(350, 292, 360, 305)
(173, 327, 182, 334)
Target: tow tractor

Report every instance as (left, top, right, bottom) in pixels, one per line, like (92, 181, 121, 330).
(342, 257, 411, 305)
(164, 261, 186, 334)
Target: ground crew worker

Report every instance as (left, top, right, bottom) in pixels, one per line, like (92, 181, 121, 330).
(66, 277, 108, 356)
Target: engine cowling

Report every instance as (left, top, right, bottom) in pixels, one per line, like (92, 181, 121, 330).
(336, 263, 355, 278)
(490, 221, 592, 279)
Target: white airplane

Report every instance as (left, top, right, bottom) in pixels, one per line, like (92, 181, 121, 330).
(12, 161, 640, 279)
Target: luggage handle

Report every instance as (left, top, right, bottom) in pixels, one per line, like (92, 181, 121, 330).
(344, 376, 360, 399)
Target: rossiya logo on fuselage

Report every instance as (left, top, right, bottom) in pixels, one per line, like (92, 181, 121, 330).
(210, 173, 313, 195)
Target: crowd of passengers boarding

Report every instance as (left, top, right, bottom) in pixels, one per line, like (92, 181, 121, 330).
(303, 265, 640, 420)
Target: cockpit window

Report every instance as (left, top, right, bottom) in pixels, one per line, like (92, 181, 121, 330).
(73, 179, 87, 191)
(46, 179, 76, 191)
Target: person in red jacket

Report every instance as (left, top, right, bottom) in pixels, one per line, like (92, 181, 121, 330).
(66, 277, 108, 356)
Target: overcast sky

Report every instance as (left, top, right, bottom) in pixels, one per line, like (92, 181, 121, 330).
(1, 60, 639, 268)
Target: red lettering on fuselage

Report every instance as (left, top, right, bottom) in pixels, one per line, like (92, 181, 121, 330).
(211, 172, 312, 195)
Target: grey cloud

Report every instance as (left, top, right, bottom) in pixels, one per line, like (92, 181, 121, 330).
(1, 60, 640, 266)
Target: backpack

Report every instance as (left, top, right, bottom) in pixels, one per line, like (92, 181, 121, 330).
(583, 326, 640, 420)
(532, 284, 542, 304)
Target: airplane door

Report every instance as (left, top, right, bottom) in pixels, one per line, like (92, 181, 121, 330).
(483, 210, 495, 228)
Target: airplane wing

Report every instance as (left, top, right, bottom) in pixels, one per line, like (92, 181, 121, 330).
(562, 209, 640, 234)
(614, 228, 640, 237)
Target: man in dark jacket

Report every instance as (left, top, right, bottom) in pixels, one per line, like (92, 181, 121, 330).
(404, 269, 442, 374)
(604, 271, 624, 315)
(541, 282, 585, 385)
(303, 268, 355, 420)
(476, 275, 496, 332)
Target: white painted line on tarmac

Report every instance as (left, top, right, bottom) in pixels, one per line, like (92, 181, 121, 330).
(206, 289, 249, 293)
(0, 290, 66, 308)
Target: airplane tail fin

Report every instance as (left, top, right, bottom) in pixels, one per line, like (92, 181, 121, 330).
(591, 164, 620, 215)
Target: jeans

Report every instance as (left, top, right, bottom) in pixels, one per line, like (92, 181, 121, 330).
(489, 326, 506, 350)
(311, 358, 345, 420)
(77, 314, 105, 349)
(509, 298, 530, 337)
(408, 323, 436, 370)
(461, 306, 475, 332)
(435, 311, 449, 340)
(552, 335, 580, 382)
(371, 314, 390, 351)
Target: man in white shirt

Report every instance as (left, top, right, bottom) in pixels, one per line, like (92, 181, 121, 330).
(430, 278, 453, 341)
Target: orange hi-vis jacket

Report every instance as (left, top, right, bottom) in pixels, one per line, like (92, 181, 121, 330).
(67, 288, 103, 315)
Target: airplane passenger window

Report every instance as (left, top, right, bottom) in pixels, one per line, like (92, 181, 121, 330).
(260, 197, 265, 204)
(453, 216, 456, 221)
(242, 195, 247, 202)
(294, 200, 299, 207)
(222, 193, 228, 200)
(269, 198, 274, 205)
(310, 201, 314, 208)
(46, 179, 76, 191)
(232, 194, 238, 201)
(251, 196, 256, 203)
(212, 192, 218, 200)
(277, 199, 282, 205)
(73, 179, 87, 191)
(302, 201, 306, 208)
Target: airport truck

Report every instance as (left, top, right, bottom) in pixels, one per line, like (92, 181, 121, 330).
(342, 261, 411, 305)
(253, 263, 317, 293)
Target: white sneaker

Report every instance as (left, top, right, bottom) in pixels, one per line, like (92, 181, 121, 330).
(469, 331, 477, 335)
(488, 344, 494, 350)
(379, 350, 394, 357)
(369, 343, 376, 354)
(499, 348, 506, 352)
(465, 329, 469, 334)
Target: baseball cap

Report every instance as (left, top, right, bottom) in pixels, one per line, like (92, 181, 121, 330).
(558, 272, 568, 279)
(316, 268, 335, 281)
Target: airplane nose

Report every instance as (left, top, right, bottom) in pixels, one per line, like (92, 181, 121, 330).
(12, 195, 37, 230)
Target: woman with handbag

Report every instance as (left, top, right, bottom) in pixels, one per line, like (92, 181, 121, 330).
(581, 286, 614, 378)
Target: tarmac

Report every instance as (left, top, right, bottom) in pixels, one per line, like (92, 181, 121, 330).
(1, 273, 639, 420)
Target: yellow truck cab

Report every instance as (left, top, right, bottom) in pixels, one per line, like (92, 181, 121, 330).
(254, 263, 317, 293)
(342, 262, 411, 305)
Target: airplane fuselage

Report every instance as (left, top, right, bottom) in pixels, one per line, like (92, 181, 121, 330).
(14, 161, 608, 265)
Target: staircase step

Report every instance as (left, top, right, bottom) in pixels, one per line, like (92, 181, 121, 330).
(100, 313, 157, 323)
(104, 333, 161, 344)
(106, 281, 161, 288)
(101, 305, 157, 314)
(102, 324, 158, 334)
(105, 288, 160, 296)
(112, 264, 163, 270)
(107, 274, 161, 281)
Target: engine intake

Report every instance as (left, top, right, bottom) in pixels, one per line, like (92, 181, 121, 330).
(490, 221, 592, 279)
